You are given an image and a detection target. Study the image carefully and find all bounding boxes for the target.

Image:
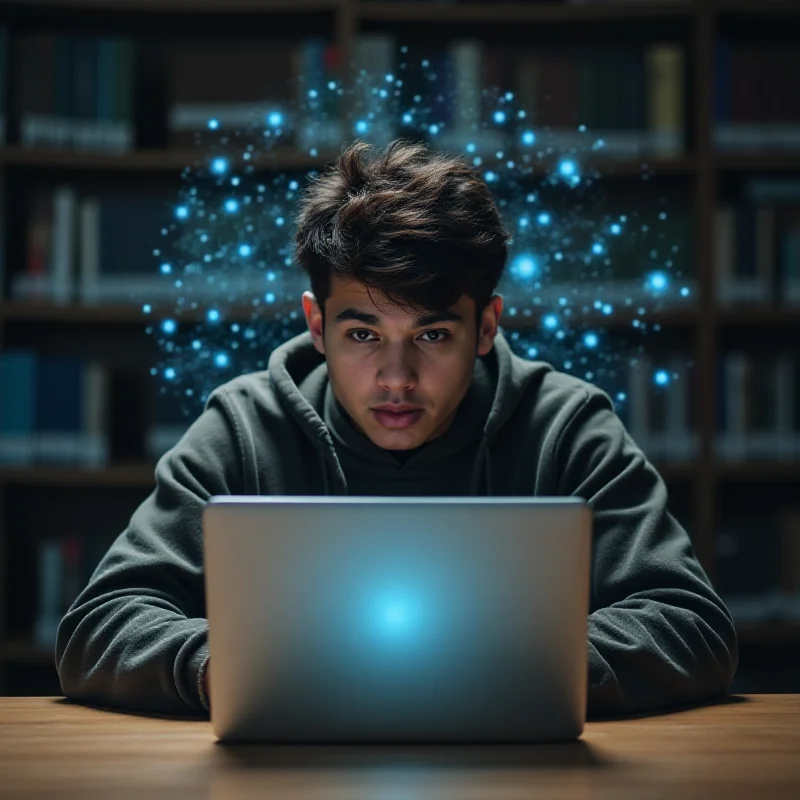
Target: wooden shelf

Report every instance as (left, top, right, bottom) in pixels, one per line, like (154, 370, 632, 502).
(0, 464, 156, 488)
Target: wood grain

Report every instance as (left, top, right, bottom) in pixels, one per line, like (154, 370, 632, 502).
(0, 695, 799, 798)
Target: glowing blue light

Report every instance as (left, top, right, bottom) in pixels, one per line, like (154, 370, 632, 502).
(238, 244, 252, 258)
(583, 332, 599, 349)
(558, 159, 577, 177)
(385, 73, 394, 83)
(267, 111, 283, 128)
(355, 120, 369, 134)
(275, 216, 285, 226)
(211, 158, 229, 176)
(164, 367, 176, 380)
(175, 205, 189, 220)
(207, 309, 221, 323)
(192, 340, 202, 351)
(511, 254, 538, 279)
(648, 271, 669, 292)
(160, 263, 172, 275)
(224, 199, 239, 214)
(208, 118, 219, 130)
(214, 352, 230, 368)
(538, 212, 551, 226)
(602, 304, 613, 315)
(654, 370, 670, 386)
(681, 287, 691, 297)
(265, 292, 276, 304)
(161, 319, 177, 335)
(466, 142, 476, 153)
(521, 130, 536, 146)
(142, 304, 152, 314)
(518, 216, 529, 228)
(308, 89, 318, 99)
(231, 176, 240, 187)
(402, 113, 413, 124)
(429, 124, 439, 135)
(289, 180, 299, 191)
(610, 223, 622, 235)
(493, 110, 506, 124)
(484, 170, 497, 182)
(543, 314, 559, 330)
(617, 392, 627, 402)
(593, 243, 604, 255)
(328, 81, 336, 90)
(527, 346, 539, 358)
(383, 603, 409, 631)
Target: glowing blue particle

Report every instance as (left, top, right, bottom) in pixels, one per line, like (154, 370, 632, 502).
(429, 124, 439, 135)
(583, 332, 599, 349)
(681, 287, 691, 297)
(592, 243, 604, 255)
(224, 199, 239, 214)
(521, 130, 536, 146)
(265, 292, 276, 304)
(309, 148, 318, 157)
(493, 110, 506, 124)
(383, 603, 408, 631)
(175, 205, 189, 220)
(543, 314, 559, 330)
(289, 180, 299, 191)
(208, 118, 219, 130)
(505, 91, 514, 101)
(484, 170, 497, 182)
(308, 89, 318, 99)
(511, 254, 537, 279)
(610, 223, 622, 235)
(518, 216, 529, 228)
(238, 244, 252, 258)
(160, 263, 172, 275)
(558, 159, 577, 177)
(231, 176, 240, 187)
(554, 252, 564, 261)
(385, 73, 394, 83)
(164, 367, 176, 380)
(328, 80, 336, 90)
(207, 309, 221, 323)
(142, 304, 152, 314)
(161, 319, 177, 335)
(466, 142, 476, 153)
(659, 211, 668, 220)
(267, 111, 283, 128)
(211, 157, 228, 176)
(191, 340, 202, 351)
(526, 193, 536, 202)
(214, 352, 230, 369)
(276, 216, 285, 226)
(518, 109, 526, 119)
(537, 212, 551, 226)
(654, 370, 670, 386)
(617, 392, 627, 402)
(402, 112, 413, 125)
(602, 304, 613, 315)
(527, 346, 539, 358)
(355, 119, 369, 135)
(473, 156, 482, 166)
(648, 271, 669, 291)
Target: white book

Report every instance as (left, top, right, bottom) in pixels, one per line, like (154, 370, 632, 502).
(79, 197, 100, 304)
(50, 186, 77, 305)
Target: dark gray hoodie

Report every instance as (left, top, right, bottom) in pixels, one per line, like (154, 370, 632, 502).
(55, 330, 738, 718)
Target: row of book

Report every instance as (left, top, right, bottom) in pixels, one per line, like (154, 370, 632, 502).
(18, 33, 135, 152)
(714, 180, 800, 308)
(0, 351, 190, 466)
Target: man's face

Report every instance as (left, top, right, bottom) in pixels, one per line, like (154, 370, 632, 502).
(302, 277, 503, 451)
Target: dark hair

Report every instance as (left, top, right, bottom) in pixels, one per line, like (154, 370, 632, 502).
(293, 139, 510, 326)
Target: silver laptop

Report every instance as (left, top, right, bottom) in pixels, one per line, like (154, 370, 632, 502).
(203, 496, 592, 743)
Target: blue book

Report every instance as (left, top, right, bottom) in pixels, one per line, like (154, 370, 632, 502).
(0, 350, 37, 464)
(36, 355, 83, 463)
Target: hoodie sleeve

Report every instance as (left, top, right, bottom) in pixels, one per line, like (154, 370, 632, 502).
(555, 387, 738, 718)
(55, 388, 243, 717)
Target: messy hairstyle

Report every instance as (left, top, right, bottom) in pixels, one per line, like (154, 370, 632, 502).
(293, 139, 510, 327)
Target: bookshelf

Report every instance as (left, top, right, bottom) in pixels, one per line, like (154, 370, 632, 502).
(1, 0, 799, 697)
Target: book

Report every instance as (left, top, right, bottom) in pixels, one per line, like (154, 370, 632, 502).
(0, 350, 38, 465)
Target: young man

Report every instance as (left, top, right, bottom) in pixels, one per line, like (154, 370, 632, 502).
(56, 140, 737, 718)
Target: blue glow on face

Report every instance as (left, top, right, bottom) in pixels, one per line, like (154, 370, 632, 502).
(207, 309, 221, 323)
(521, 130, 535, 145)
(214, 352, 230, 368)
(493, 110, 506, 124)
(267, 111, 283, 128)
(543, 314, 559, 330)
(224, 199, 239, 214)
(583, 332, 599, 348)
(511, 254, 538, 279)
(175, 206, 189, 220)
(208, 118, 219, 130)
(655, 369, 670, 386)
(161, 319, 177, 335)
(238, 244, 253, 258)
(211, 158, 229, 176)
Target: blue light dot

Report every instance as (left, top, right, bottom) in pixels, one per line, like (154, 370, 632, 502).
(231, 176, 240, 187)
(160, 263, 172, 275)
(208, 118, 219, 130)
(466, 142, 476, 153)
(610, 223, 622, 235)
(308, 89, 318, 99)
(558, 159, 577, 177)
(267, 111, 283, 128)
(289, 180, 299, 191)
(527, 346, 539, 358)
(161, 319, 177, 335)
(328, 80, 336, 90)
(207, 309, 220, 323)
(142, 304, 152, 314)
(402, 113, 413, 124)
(385, 73, 394, 83)
(164, 367, 176, 381)
(493, 110, 506, 124)
(239, 244, 252, 258)
(648, 271, 669, 291)
(537, 212, 551, 226)
(521, 130, 536, 146)
(511, 254, 538, 279)
(602, 304, 613, 315)
(429, 124, 439, 135)
(654, 370, 670, 386)
(543, 314, 559, 330)
(583, 332, 599, 348)
(192, 340, 202, 350)
(681, 287, 691, 297)
(355, 120, 369, 134)
(214, 352, 230, 368)
(473, 156, 482, 167)
(484, 170, 497, 182)
(211, 157, 228, 175)
(265, 292, 276, 304)
(276, 217, 285, 226)
(593, 243, 604, 255)
(175, 205, 189, 220)
(617, 392, 627, 402)
(518, 216, 529, 228)
(224, 199, 239, 213)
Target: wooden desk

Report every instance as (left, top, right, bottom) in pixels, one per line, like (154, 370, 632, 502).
(0, 695, 798, 799)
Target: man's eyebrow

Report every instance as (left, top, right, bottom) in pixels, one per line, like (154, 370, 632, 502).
(334, 308, 465, 327)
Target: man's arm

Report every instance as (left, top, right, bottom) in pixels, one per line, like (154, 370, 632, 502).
(556, 388, 738, 717)
(55, 389, 242, 716)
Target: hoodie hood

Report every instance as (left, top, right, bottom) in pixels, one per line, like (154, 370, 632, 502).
(267, 330, 546, 496)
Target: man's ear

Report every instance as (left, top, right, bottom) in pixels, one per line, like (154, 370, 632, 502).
(477, 294, 503, 357)
(302, 291, 326, 355)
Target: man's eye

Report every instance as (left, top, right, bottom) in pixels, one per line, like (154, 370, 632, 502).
(420, 329, 450, 343)
(349, 330, 377, 343)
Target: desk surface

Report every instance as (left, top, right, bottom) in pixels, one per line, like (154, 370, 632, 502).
(0, 695, 798, 799)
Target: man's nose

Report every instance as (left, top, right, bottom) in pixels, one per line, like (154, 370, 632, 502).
(377, 345, 418, 392)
